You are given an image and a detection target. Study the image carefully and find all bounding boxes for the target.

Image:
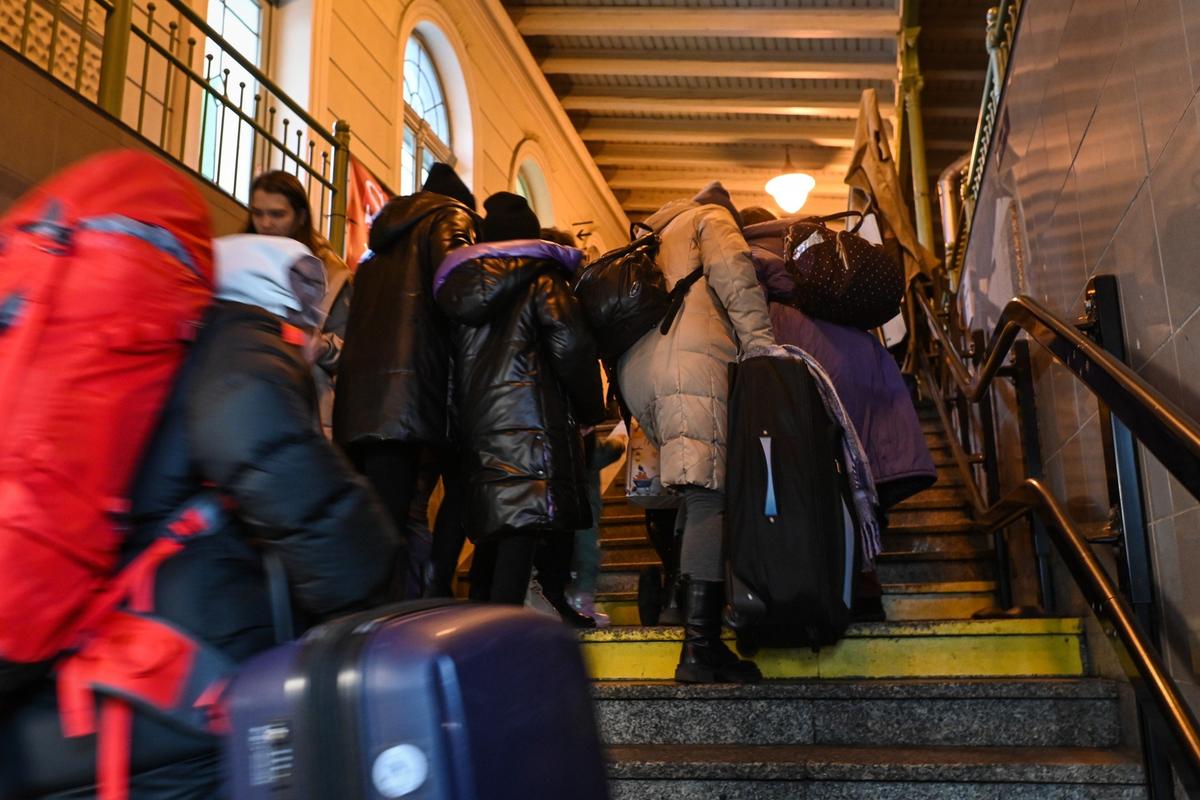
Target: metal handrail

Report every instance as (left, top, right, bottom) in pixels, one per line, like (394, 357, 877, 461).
(914, 289, 1200, 500)
(976, 478, 1200, 786)
(912, 281, 1200, 794)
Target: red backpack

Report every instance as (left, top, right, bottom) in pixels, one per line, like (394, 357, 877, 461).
(0, 150, 214, 674)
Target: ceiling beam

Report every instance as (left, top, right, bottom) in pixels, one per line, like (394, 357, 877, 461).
(580, 119, 971, 150)
(560, 93, 891, 118)
(588, 142, 851, 171)
(621, 191, 850, 216)
(604, 169, 848, 194)
(540, 54, 896, 81)
(511, 7, 899, 39)
(577, 117, 859, 147)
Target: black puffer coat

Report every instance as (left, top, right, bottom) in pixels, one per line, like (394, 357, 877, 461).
(127, 301, 400, 654)
(434, 240, 606, 540)
(0, 300, 399, 800)
(334, 193, 478, 446)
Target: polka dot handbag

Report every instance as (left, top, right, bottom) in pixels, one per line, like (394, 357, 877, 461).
(783, 210, 904, 330)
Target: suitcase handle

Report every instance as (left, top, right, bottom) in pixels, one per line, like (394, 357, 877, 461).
(759, 436, 777, 517)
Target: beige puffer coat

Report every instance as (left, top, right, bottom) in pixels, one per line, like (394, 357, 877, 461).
(617, 200, 775, 492)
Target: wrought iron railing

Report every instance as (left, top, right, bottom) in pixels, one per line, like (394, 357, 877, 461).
(0, 0, 350, 253)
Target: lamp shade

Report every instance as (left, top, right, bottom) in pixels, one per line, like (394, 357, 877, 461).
(765, 171, 816, 214)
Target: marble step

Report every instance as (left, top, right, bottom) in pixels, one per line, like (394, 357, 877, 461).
(606, 744, 1145, 799)
(882, 527, 991, 555)
(580, 619, 1087, 681)
(595, 578, 1000, 625)
(592, 679, 1121, 748)
(875, 548, 996, 584)
(886, 507, 975, 531)
(881, 580, 999, 621)
(891, 488, 970, 511)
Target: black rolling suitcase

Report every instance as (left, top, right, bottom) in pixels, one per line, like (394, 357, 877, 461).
(726, 351, 858, 649)
(223, 600, 608, 800)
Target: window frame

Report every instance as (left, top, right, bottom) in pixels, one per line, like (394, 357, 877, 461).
(401, 33, 453, 194)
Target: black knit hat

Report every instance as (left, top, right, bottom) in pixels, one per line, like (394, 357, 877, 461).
(422, 163, 475, 210)
(481, 191, 540, 242)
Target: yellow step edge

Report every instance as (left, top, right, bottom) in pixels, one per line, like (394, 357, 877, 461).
(580, 618, 1086, 681)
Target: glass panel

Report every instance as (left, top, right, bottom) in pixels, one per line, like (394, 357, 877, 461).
(420, 147, 435, 187)
(401, 34, 451, 152)
(200, 0, 262, 202)
(402, 126, 417, 195)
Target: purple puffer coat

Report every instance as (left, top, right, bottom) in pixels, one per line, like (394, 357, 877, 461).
(745, 218, 935, 508)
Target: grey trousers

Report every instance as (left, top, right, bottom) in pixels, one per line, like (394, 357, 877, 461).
(678, 486, 725, 582)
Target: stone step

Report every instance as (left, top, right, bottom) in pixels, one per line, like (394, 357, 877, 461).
(606, 744, 1145, 799)
(893, 486, 970, 511)
(580, 618, 1087, 681)
(595, 579, 1000, 625)
(591, 679, 1121, 748)
(883, 527, 990, 555)
(886, 507, 975, 530)
(875, 548, 996, 584)
(881, 580, 999, 621)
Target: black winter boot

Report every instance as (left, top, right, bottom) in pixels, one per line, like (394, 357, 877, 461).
(675, 578, 762, 684)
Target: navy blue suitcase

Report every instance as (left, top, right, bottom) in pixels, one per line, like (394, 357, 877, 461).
(223, 600, 608, 800)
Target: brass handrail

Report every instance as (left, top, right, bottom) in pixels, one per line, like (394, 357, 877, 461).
(913, 282, 1200, 793)
(977, 478, 1200, 784)
(914, 289, 1200, 500)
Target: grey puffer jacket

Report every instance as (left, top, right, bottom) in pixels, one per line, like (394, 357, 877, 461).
(617, 194, 775, 492)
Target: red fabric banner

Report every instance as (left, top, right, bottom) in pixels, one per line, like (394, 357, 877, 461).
(344, 156, 393, 270)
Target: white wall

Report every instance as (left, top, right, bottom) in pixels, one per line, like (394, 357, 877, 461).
(305, 0, 626, 248)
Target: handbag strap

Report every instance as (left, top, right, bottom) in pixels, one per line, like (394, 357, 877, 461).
(801, 210, 866, 234)
(658, 266, 705, 335)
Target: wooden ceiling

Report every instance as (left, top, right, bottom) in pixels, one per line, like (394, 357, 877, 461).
(503, 0, 994, 227)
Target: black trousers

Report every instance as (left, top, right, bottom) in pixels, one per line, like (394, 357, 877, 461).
(350, 441, 423, 600)
(468, 533, 540, 605)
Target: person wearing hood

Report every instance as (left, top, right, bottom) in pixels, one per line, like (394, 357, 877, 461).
(0, 234, 399, 799)
(433, 192, 606, 611)
(741, 208, 937, 620)
(333, 163, 478, 597)
(618, 182, 775, 684)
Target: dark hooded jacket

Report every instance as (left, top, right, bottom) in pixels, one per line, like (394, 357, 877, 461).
(434, 240, 606, 540)
(333, 192, 478, 446)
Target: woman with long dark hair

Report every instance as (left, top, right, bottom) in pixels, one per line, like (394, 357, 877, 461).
(245, 170, 352, 437)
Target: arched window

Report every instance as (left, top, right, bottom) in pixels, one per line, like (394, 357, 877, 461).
(513, 158, 553, 226)
(401, 34, 452, 194)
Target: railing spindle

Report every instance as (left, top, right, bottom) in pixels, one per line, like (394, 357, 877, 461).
(215, 67, 230, 187)
(47, 0, 65, 76)
(136, 3, 156, 134)
(199, 53, 213, 173)
(19, 0, 36, 56)
(232, 81, 245, 198)
(74, 0, 93, 93)
(178, 36, 196, 162)
(159, 20, 178, 149)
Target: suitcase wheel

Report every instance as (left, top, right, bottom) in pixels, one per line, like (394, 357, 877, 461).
(637, 566, 663, 626)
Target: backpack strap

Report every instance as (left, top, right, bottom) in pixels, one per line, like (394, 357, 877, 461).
(657, 266, 705, 335)
(56, 491, 235, 800)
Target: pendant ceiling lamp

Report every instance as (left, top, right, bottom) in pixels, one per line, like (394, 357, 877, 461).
(765, 146, 816, 214)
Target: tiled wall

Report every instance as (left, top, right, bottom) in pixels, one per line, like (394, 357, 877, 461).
(961, 0, 1200, 708)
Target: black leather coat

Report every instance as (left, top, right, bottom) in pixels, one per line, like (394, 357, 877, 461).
(333, 192, 478, 446)
(126, 301, 399, 660)
(435, 241, 606, 540)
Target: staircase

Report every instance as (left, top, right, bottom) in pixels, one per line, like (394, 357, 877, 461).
(585, 407, 1148, 798)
